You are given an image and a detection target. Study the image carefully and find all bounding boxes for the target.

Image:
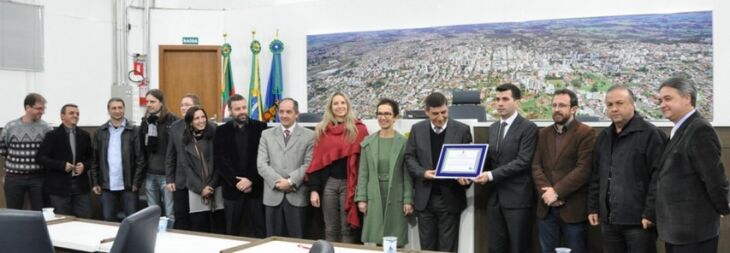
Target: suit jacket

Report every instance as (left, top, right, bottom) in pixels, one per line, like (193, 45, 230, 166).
(355, 131, 414, 246)
(257, 124, 314, 207)
(405, 118, 473, 212)
(180, 131, 220, 194)
(655, 112, 730, 244)
(165, 120, 188, 188)
(214, 119, 268, 200)
(485, 114, 538, 208)
(532, 120, 595, 223)
(36, 124, 94, 196)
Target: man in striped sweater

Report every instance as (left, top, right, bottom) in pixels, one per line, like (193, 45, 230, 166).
(1, 93, 53, 210)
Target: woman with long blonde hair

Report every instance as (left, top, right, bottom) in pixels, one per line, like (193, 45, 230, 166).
(306, 92, 369, 243)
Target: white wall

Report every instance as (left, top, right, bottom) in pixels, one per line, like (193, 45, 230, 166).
(1, 0, 728, 127)
(0, 0, 115, 126)
(216, 0, 728, 124)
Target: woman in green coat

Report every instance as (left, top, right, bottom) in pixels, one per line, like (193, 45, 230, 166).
(355, 98, 414, 247)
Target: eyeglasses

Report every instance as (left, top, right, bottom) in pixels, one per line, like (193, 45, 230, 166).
(376, 112, 394, 117)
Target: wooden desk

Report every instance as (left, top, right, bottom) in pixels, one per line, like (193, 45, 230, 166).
(47, 217, 253, 253)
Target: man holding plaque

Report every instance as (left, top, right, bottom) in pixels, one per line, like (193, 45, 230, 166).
(475, 83, 538, 253)
(405, 92, 473, 252)
(532, 89, 596, 253)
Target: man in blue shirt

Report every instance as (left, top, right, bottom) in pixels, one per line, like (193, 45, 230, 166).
(91, 98, 145, 221)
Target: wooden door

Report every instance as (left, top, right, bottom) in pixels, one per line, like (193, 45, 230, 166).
(159, 45, 222, 121)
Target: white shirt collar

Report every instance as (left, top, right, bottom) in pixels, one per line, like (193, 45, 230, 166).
(501, 111, 518, 126)
(430, 120, 448, 133)
(671, 109, 696, 138)
(281, 123, 296, 134)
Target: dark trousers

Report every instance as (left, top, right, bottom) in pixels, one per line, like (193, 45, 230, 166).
(48, 193, 92, 218)
(190, 209, 226, 234)
(601, 223, 656, 253)
(265, 197, 306, 238)
(538, 207, 587, 253)
(417, 193, 460, 252)
(4, 175, 44, 210)
(665, 236, 718, 253)
(100, 190, 138, 221)
(173, 189, 192, 230)
(224, 197, 266, 238)
(487, 200, 533, 253)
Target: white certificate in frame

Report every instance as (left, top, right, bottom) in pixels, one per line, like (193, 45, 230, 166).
(434, 144, 488, 179)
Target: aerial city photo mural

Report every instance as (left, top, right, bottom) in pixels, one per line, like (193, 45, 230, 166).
(307, 11, 713, 121)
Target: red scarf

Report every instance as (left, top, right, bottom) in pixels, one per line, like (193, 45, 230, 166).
(306, 119, 368, 228)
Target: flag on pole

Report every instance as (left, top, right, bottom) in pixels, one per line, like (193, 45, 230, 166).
(221, 42, 235, 117)
(263, 39, 284, 122)
(248, 37, 263, 121)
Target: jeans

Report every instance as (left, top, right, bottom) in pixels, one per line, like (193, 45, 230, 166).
(48, 193, 92, 218)
(538, 207, 587, 253)
(601, 223, 656, 253)
(322, 177, 354, 243)
(145, 174, 174, 228)
(3, 175, 44, 210)
(101, 190, 138, 221)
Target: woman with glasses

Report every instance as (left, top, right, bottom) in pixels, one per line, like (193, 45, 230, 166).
(355, 98, 414, 247)
(181, 106, 225, 233)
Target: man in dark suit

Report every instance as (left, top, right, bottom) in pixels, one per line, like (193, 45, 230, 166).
(36, 104, 94, 218)
(588, 85, 665, 253)
(655, 77, 730, 253)
(405, 92, 472, 252)
(532, 89, 595, 253)
(475, 83, 538, 253)
(214, 94, 268, 237)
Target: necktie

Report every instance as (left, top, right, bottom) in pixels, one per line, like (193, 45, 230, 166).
(496, 121, 507, 152)
(434, 127, 443, 134)
(284, 129, 291, 145)
(69, 128, 77, 176)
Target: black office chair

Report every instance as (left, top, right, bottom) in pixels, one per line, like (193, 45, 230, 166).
(109, 205, 161, 253)
(299, 112, 323, 123)
(308, 239, 335, 253)
(449, 90, 487, 122)
(0, 209, 54, 253)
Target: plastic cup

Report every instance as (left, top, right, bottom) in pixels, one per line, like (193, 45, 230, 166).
(158, 217, 169, 232)
(42, 207, 55, 220)
(382, 236, 397, 253)
(555, 247, 572, 253)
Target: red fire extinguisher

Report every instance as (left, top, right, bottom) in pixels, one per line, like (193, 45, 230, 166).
(129, 54, 148, 106)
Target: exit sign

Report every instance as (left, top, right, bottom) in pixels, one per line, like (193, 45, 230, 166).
(182, 37, 199, 45)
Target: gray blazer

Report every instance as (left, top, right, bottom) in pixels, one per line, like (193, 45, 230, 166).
(405, 118, 473, 212)
(257, 124, 314, 207)
(165, 120, 187, 188)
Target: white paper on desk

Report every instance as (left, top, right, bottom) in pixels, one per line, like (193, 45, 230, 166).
(189, 187, 223, 213)
(442, 149, 482, 173)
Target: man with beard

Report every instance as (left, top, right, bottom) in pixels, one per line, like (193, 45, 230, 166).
(214, 94, 268, 237)
(532, 89, 596, 253)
